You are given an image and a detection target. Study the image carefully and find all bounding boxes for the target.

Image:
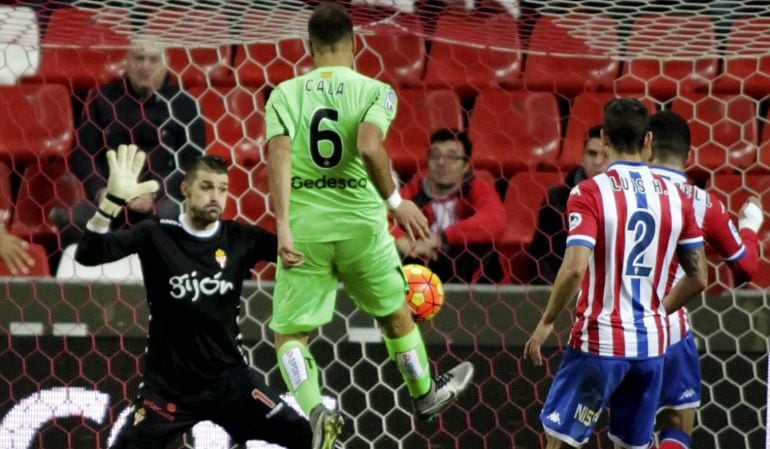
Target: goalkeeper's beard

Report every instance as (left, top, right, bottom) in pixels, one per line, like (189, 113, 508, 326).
(188, 203, 222, 227)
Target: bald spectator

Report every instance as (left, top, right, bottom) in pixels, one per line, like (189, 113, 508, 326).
(60, 38, 205, 242)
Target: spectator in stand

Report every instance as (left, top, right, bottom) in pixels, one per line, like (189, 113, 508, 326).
(530, 125, 607, 284)
(63, 37, 206, 241)
(394, 128, 506, 283)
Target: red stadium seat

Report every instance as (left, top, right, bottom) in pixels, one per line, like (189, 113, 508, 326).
(223, 162, 275, 232)
(189, 86, 264, 167)
(523, 14, 619, 96)
(671, 94, 758, 181)
(10, 157, 83, 243)
(233, 11, 314, 88)
(497, 171, 564, 284)
(561, 93, 659, 170)
(423, 13, 521, 95)
(0, 243, 50, 277)
(385, 88, 463, 175)
(27, 7, 128, 90)
(469, 89, 561, 177)
(712, 18, 770, 97)
(0, 84, 74, 164)
(755, 110, 770, 172)
(145, 9, 232, 87)
(615, 15, 718, 99)
(355, 20, 425, 88)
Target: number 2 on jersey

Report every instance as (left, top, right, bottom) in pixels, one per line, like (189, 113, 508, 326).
(309, 108, 342, 168)
(626, 210, 655, 277)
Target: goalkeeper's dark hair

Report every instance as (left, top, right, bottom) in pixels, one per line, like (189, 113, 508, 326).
(603, 98, 650, 154)
(648, 110, 691, 165)
(308, 2, 353, 51)
(183, 154, 228, 182)
(430, 128, 472, 159)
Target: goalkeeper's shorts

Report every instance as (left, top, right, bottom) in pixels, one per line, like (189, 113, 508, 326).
(109, 365, 311, 449)
(270, 229, 406, 335)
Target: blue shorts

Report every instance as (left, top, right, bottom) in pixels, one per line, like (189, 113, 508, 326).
(541, 348, 663, 449)
(658, 332, 701, 411)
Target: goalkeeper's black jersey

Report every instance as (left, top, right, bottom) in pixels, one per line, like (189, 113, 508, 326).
(76, 216, 277, 401)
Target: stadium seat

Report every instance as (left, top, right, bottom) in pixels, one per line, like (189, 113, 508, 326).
(355, 20, 425, 88)
(469, 89, 561, 177)
(671, 94, 758, 181)
(26, 7, 128, 90)
(615, 15, 718, 99)
(144, 9, 232, 87)
(55, 243, 142, 281)
(223, 162, 275, 233)
(497, 171, 564, 284)
(385, 88, 463, 175)
(189, 86, 264, 166)
(561, 92, 659, 170)
(423, 13, 521, 95)
(712, 17, 770, 97)
(0, 242, 50, 277)
(0, 83, 74, 164)
(10, 157, 83, 243)
(523, 14, 619, 97)
(755, 110, 770, 172)
(233, 11, 314, 88)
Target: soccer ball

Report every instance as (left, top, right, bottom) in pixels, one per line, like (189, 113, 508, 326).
(403, 264, 444, 322)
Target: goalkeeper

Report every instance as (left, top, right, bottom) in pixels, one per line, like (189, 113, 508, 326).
(76, 145, 312, 449)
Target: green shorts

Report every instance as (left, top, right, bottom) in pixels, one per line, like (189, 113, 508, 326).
(270, 230, 406, 335)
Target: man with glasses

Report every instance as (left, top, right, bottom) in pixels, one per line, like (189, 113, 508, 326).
(393, 128, 506, 283)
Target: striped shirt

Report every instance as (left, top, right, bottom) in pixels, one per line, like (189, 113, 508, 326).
(565, 161, 703, 358)
(651, 166, 754, 345)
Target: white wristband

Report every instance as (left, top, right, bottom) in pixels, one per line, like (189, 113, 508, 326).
(739, 201, 764, 232)
(385, 190, 402, 210)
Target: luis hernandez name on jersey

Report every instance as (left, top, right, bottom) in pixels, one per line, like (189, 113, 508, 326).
(169, 271, 234, 302)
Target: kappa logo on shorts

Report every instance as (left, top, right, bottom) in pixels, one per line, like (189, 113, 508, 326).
(679, 388, 696, 400)
(546, 411, 561, 425)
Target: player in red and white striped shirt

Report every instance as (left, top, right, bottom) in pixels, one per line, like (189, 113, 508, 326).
(525, 99, 708, 449)
(647, 111, 763, 449)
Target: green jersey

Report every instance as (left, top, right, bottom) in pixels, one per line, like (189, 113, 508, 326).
(265, 66, 397, 242)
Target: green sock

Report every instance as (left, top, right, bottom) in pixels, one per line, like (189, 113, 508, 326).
(277, 340, 321, 416)
(383, 325, 432, 398)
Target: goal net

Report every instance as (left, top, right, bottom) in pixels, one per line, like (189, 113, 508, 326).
(0, 1, 767, 448)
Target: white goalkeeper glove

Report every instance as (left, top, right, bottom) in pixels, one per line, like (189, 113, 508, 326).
(738, 198, 764, 233)
(97, 144, 160, 219)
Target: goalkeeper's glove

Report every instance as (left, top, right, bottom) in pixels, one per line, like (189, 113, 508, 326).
(97, 144, 160, 219)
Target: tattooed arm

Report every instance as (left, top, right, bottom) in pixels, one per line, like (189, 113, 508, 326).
(663, 246, 708, 314)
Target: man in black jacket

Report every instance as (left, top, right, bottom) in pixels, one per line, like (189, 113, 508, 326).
(530, 125, 607, 284)
(64, 41, 206, 239)
(76, 146, 312, 449)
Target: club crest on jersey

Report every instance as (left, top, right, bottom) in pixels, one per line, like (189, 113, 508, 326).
(385, 89, 396, 113)
(569, 212, 582, 230)
(215, 248, 227, 269)
(133, 407, 146, 426)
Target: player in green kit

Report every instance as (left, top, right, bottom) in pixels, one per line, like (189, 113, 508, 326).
(265, 3, 475, 449)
